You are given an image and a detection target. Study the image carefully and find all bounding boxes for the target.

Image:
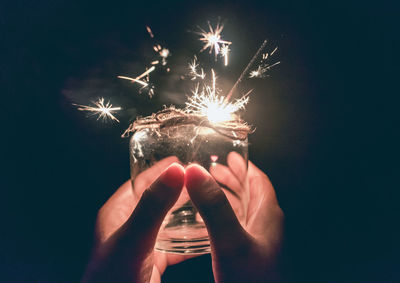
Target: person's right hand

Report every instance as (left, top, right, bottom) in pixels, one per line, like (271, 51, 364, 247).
(185, 152, 284, 283)
(82, 158, 190, 283)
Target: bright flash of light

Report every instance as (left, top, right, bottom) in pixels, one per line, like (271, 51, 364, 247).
(73, 98, 121, 122)
(185, 70, 249, 123)
(188, 56, 205, 80)
(198, 22, 231, 59)
(220, 44, 230, 66)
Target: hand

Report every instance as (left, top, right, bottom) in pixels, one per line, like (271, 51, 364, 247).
(185, 152, 284, 283)
(82, 157, 191, 283)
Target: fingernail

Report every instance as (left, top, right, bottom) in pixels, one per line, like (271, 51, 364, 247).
(160, 163, 185, 189)
(185, 164, 210, 190)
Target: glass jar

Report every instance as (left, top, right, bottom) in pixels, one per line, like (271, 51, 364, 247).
(129, 124, 249, 254)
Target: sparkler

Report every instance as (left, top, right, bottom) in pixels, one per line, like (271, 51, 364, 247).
(72, 21, 280, 130)
(198, 22, 231, 61)
(73, 98, 121, 122)
(185, 70, 249, 123)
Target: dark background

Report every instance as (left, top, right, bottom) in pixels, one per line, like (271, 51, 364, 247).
(1, 0, 398, 282)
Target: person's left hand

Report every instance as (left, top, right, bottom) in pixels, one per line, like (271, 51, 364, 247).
(82, 157, 190, 283)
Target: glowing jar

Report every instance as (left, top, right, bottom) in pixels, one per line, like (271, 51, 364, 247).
(129, 123, 249, 254)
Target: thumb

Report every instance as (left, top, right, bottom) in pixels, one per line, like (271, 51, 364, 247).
(185, 164, 250, 254)
(83, 163, 185, 283)
(118, 163, 185, 251)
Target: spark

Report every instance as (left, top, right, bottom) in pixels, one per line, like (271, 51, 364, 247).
(73, 98, 121, 122)
(188, 56, 205, 80)
(117, 76, 148, 87)
(118, 66, 155, 85)
(158, 48, 170, 65)
(198, 22, 231, 59)
(185, 70, 249, 123)
(220, 44, 230, 66)
(118, 66, 156, 97)
(225, 39, 268, 101)
(159, 48, 169, 58)
(137, 66, 156, 80)
(250, 46, 280, 78)
(146, 26, 154, 38)
(249, 61, 281, 78)
(249, 66, 264, 78)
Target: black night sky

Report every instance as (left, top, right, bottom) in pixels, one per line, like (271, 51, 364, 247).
(1, 0, 398, 282)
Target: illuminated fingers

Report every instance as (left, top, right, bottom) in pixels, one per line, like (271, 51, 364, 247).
(209, 163, 243, 197)
(133, 156, 180, 196)
(185, 164, 250, 254)
(227, 151, 248, 185)
(126, 163, 185, 244)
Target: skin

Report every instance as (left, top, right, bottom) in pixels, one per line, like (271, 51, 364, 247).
(82, 152, 283, 283)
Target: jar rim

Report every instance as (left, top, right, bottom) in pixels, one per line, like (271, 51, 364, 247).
(122, 107, 253, 141)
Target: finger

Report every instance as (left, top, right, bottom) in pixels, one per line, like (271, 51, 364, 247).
(248, 161, 278, 204)
(185, 164, 250, 253)
(246, 161, 284, 243)
(227, 151, 248, 185)
(133, 156, 179, 195)
(117, 163, 185, 252)
(96, 180, 135, 245)
(209, 164, 246, 221)
(209, 163, 243, 197)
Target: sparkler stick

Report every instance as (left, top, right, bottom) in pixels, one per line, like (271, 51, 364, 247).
(225, 39, 268, 102)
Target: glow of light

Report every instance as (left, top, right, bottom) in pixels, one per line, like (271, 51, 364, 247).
(198, 22, 231, 59)
(185, 70, 249, 123)
(73, 98, 121, 122)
